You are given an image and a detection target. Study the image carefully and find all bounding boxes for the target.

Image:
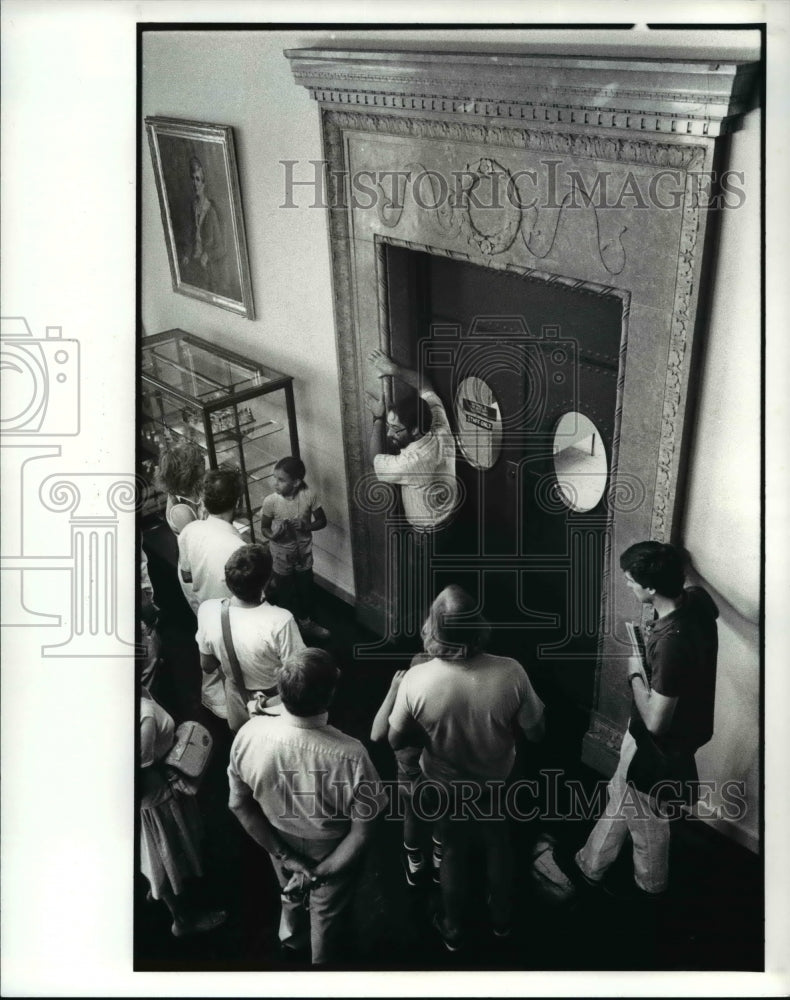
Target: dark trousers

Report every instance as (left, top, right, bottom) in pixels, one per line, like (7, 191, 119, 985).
(383, 511, 477, 646)
(272, 569, 315, 622)
(416, 777, 513, 936)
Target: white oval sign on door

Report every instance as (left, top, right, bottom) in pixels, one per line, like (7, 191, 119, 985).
(552, 411, 608, 511)
(454, 376, 503, 470)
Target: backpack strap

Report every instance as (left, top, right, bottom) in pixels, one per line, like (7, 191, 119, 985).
(220, 599, 251, 703)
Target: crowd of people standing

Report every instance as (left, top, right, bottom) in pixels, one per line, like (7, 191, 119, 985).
(139, 445, 719, 966)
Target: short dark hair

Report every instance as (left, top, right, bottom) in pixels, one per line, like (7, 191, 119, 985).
(277, 648, 340, 716)
(157, 441, 205, 497)
(391, 391, 432, 438)
(619, 541, 685, 599)
(202, 466, 242, 515)
(421, 584, 491, 661)
(224, 544, 272, 604)
(274, 456, 307, 487)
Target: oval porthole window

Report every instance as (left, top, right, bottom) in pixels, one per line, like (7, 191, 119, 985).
(454, 376, 503, 470)
(552, 412, 608, 512)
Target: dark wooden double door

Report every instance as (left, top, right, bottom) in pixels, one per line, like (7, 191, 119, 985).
(386, 245, 622, 755)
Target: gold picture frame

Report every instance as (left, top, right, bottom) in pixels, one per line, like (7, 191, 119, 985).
(145, 116, 254, 319)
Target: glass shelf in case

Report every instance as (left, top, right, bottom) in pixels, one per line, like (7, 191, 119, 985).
(140, 328, 299, 542)
(141, 333, 284, 400)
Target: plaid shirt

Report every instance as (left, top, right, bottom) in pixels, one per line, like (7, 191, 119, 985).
(373, 389, 459, 530)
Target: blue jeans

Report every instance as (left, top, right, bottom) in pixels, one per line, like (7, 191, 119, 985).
(575, 730, 670, 894)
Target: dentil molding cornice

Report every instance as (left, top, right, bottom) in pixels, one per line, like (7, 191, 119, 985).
(286, 48, 760, 138)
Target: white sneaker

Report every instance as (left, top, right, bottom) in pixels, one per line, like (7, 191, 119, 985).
(401, 848, 427, 887)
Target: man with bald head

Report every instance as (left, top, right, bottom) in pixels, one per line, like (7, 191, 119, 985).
(387, 585, 545, 951)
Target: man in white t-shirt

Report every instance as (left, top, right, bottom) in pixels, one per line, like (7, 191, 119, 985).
(177, 467, 245, 717)
(197, 544, 306, 731)
(388, 585, 545, 952)
(367, 347, 459, 532)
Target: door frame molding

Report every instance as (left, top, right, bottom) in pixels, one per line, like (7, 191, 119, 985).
(287, 48, 758, 771)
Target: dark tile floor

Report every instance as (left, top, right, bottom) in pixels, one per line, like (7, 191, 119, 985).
(137, 522, 763, 972)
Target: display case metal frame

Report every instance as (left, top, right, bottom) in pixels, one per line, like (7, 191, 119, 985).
(140, 328, 299, 542)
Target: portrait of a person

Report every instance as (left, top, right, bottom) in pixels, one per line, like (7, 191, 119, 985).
(179, 153, 231, 298)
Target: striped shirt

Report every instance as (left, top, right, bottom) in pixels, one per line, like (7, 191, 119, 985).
(373, 388, 459, 531)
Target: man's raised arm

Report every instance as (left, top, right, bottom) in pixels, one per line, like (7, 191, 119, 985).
(368, 347, 434, 396)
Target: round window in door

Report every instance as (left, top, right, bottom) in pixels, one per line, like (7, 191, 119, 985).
(552, 411, 608, 512)
(454, 376, 503, 470)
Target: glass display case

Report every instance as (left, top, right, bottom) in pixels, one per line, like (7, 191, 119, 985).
(140, 328, 299, 541)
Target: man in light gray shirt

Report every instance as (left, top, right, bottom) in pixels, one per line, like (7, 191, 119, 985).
(389, 585, 545, 952)
(228, 648, 387, 965)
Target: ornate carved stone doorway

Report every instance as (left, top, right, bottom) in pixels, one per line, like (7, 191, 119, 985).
(287, 48, 758, 773)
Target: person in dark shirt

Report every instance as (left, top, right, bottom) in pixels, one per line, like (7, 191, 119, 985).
(570, 541, 719, 896)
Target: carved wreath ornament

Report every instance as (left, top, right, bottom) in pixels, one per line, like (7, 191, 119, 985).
(375, 157, 627, 275)
(461, 157, 523, 255)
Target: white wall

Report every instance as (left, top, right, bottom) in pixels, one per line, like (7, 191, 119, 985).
(682, 109, 761, 851)
(143, 31, 357, 596)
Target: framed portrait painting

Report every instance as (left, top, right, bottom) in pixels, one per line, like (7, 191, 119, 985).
(145, 116, 255, 319)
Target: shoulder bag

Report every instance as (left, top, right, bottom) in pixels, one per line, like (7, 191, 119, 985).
(164, 720, 213, 794)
